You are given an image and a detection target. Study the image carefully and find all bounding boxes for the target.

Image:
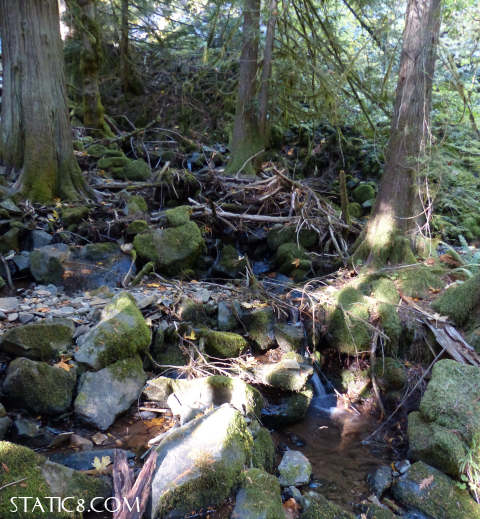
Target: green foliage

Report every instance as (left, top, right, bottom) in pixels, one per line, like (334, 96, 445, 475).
(457, 433, 480, 503)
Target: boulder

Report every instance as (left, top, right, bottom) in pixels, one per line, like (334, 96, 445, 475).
(0, 441, 111, 519)
(199, 329, 247, 358)
(74, 292, 151, 370)
(275, 242, 312, 281)
(29, 244, 70, 285)
(231, 468, 284, 519)
(0, 406, 11, 440)
(61, 206, 90, 227)
(26, 230, 53, 250)
(74, 356, 146, 430)
(408, 359, 480, 477)
(150, 405, 253, 518)
(392, 461, 480, 519)
(134, 222, 205, 275)
(352, 183, 375, 204)
(0, 318, 74, 360)
(244, 307, 276, 351)
(372, 357, 406, 392)
(261, 388, 313, 427)
(277, 449, 312, 486)
(3, 358, 76, 415)
(367, 465, 393, 497)
(213, 244, 246, 278)
(301, 492, 355, 519)
(274, 323, 304, 351)
(250, 421, 275, 473)
(217, 301, 239, 331)
(165, 205, 191, 227)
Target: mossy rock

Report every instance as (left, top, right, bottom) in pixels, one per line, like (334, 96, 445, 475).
(328, 287, 370, 355)
(397, 265, 445, 299)
(86, 143, 112, 158)
(97, 156, 129, 169)
(165, 205, 191, 227)
(352, 183, 375, 204)
(157, 168, 200, 201)
(81, 242, 119, 261)
(275, 242, 312, 281)
(200, 329, 247, 358)
(177, 298, 212, 325)
(74, 292, 151, 370)
(251, 424, 275, 473)
(0, 227, 20, 253)
(348, 202, 363, 219)
(133, 222, 205, 276)
(153, 343, 188, 369)
(370, 278, 401, 355)
(261, 387, 313, 427)
(126, 219, 149, 236)
(301, 492, 356, 519)
(372, 357, 406, 391)
(267, 225, 317, 251)
(3, 358, 76, 415)
(214, 244, 246, 278)
(244, 307, 276, 351)
(232, 468, 284, 519)
(392, 461, 480, 519)
(123, 159, 151, 181)
(432, 273, 480, 326)
(125, 194, 148, 216)
(61, 206, 90, 227)
(0, 442, 111, 519)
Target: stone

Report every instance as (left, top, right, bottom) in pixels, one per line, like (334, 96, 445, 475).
(372, 357, 406, 391)
(250, 422, 275, 473)
(0, 403, 6, 417)
(261, 388, 313, 427)
(27, 230, 53, 249)
(277, 449, 312, 486)
(12, 251, 30, 273)
(125, 194, 148, 217)
(301, 492, 356, 519)
(0, 318, 74, 360)
(231, 468, 284, 519)
(274, 323, 304, 351)
(0, 416, 11, 440)
(133, 221, 205, 276)
(126, 219, 149, 236)
(217, 301, 239, 331)
(199, 328, 247, 358)
(213, 244, 246, 278)
(165, 205, 191, 227)
(61, 206, 90, 227)
(49, 449, 135, 471)
(18, 312, 34, 324)
(3, 358, 76, 415)
(244, 307, 276, 351)
(0, 297, 19, 313)
(74, 356, 147, 430)
(150, 405, 253, 518)
(123, 158, 151, 181)
(275, 242, 312, 281)
(29, 243, 70, 285)
(352, 183, 375, 204)
(0, 441, 111, 519)
(367, 465, 393, 497)
(249, 352, 313, 392)
(392, 461, 480, 519)
(74, 292, 151, 370)
(408, 359, 480, 477)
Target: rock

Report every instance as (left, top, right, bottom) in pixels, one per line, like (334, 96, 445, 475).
(69, 434, 94, 450)
(0, 416, 11, 440)
(143, 376, 175, 404)
(123, 158, 151, 181)
(74, 292, 151, 370)
(408, 359, 480, 477)
(125, 194, 148, 217)
(0, 318, 74, 360)
(61, 206, 90, 227)
(74, 356, 146, 430)
(18, 312, 34, 324)
(0, 227, 20, 254)
(49, 449, 135, 471)
(0, 441, 111, 518)
(165, 205, 191, 227)
(392, 461, 480, 519)
(29, 243, 70, 285)
(213, 244, 246, 278)
(12, 251, 30, 273)
(133, 221, 205, 276)
(26, 229, 53, 249)
(367, 465, 393, 497)
(126, 219, 149, 236)
(356, 504, 398, 519)
(372, 357, 406, 391)
(250, 422, 275, 473)
(244, 307, 276, 351)
(0, 403, 6, 417)
(353, 183, 375, 204)
(231, 468, 284, 519)
(0, 297, 19, 313)
(217, 301, 239, 331)
(3, 358, 76, 415)
(178, 297, 211, 324)
(250, 352, 313, 392)
(7, 313, 18, 322)
(199, 328, 247, 358)
(267, 225, 317, 251)
(301, 492, 356, 519)
(11, 416, 50, 447)
(150, 405, 253, 518)
(275, 242, 312, 281)
(261, 388, 313, 427)
(274, 323, 304, 351)
(277, 449, 312, 486)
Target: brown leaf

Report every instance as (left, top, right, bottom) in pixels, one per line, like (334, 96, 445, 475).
(292, 258, 301, 268)
(419, 475, 434, 490)
(2, 463, 10, 473)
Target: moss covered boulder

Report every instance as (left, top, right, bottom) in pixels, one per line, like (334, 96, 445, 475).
(0, 442, 111, 519)
(352, 182, 375, 204)
(397, 264, 445, 299)
(372, 357, 406, 392)
(29, 244, 71, 285)
(150, 405, 254, 518)
(278, 449, 311, 486)
(3, 358, 76, 415)
(392, 461, 480, 519)
(274, 322, 304, 351)
(267, 225, 317, 251)
(134, 222, 205, 276)
(61, 206, 90, 227)
(0, 318, 74, 361)
(200, 329, 247, 358)
(123, 158, 150, 180)
(244, 307, 276, 351)
(261, 387, 313, 427)
(232, 468, 284, 519)
(74, 356, 146, 430)
(124, 194, 148, 217)
(165, 205, 191, 227)
(126, 219, 149, 237)
(275, 242, 312, 281)
(213, 244, 246, 278)
(74, 292, 151, 370)
(408, 359, 480, 477)
(301, 492, 356, 519)
(250, 422, 275, 473)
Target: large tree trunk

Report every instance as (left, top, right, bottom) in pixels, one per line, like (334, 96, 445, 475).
(352, 0, 442, 268)
(119, 0, 143, 95)
(225, 0, 263, 177)
(78, 0, 106, 133)
(0, 0, 89, 202)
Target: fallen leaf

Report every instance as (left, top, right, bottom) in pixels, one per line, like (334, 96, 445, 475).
(54, 360, 73, 372)
(419, 475, 434, 490)
(292, 258, 301, 268)
(92, 455, 111, 474)
(184, 330, 197, 340)
(2, 463, 9, 473)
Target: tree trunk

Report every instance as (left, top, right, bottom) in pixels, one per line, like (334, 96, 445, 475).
(352, 0, 442, 268)
(79, 0, 107, 133)
(225, 0, 262, 177)
(120, 0, 143, 95)
(0, 0, 89, 202)
(258, 0, 278, 141)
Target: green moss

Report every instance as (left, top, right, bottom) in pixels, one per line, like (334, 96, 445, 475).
(234, 468, 283, 518)
(108, 355, 144, 381)
(123, 159, 150, 181)
(178, 298, 212, 325)
(372, 357, 406, 391)
(126, 219, 149, 236)
(267, 226, 317, 250)
(275, 242, 311, 280)
(352, 183, 375, 204)
(301, 492, 356, 519)
(251, 426, 275, 473)
(432, 273, 480, 325)
(244, 307, 275, 351)
(0, 228, 20, 253)
(61, 206, 90, 227)
(125, 195, 147, 215)
(397, 264, 445, 299)
(200, 329, 247, 358)
(348, 202, 363, 219)
(97, 156, 129, 169)
(86, 143, 114, 158)
(165, 205, 191, 227)
(82, 242, 118, 260)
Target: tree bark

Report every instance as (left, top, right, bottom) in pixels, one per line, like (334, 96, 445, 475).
(225, 0, 263, 177)
(119, 0, 143, 95)
(0, 0, 89, 202)
(352, 0, 442, 268)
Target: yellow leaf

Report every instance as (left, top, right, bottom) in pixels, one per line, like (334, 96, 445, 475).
(54, 360, 73, 372)
(184, 330, 197, 340)
(292, 258, 301, 268)
(92, 455, 111, 473)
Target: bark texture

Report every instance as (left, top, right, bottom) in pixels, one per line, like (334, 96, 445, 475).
(352, 0, 442, 267)
(0, 0, 89, 202)
(225, 0, 263, 177)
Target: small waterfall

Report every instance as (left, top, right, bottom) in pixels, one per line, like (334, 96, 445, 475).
(310, 371, 326, 397)
(310, 370, 337, 417)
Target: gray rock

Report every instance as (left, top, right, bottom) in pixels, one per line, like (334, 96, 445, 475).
(150, 404, 253, 518)
(0, 297, 18, 313)
(261, 388, 313, 427)
(27, 230, 53, 249)
(244, 307, 276, 351)
(274, 323, 304, 351)
(277, 449, 312, 486)
(3, 358, 76, 415)
(367, 465, 393, 497)
(301, 491, 356, 519)
(217, 301, 238, 331)
(232, 468, 284, 519)
(74, 292, 151, 370)
(13, 251, 30, 273)
(392, 461, 480, 519)
(49, 449, 135, 471)
(74, 356, 146, 430)
(0, 318, 74, 360)
(0, 416, 11, 440)
(7, 312, 18, 322)
(13, 416, 42, 439)
(18, 312, 34, 324)
(29, 243, 70, 285)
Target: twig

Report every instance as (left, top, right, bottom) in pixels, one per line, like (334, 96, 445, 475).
(0, 478, 27, 492)
(370, 329, 386, 420)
